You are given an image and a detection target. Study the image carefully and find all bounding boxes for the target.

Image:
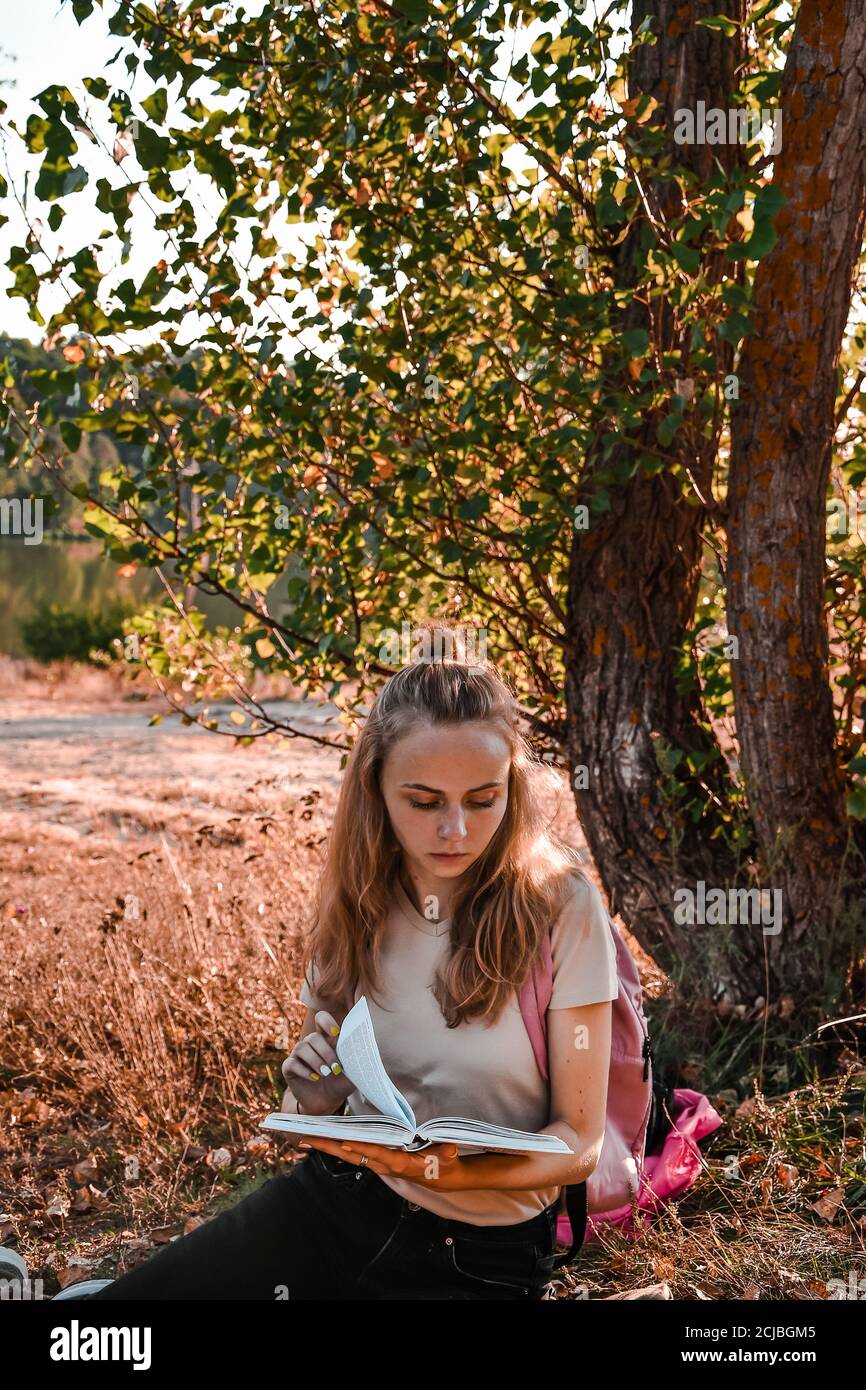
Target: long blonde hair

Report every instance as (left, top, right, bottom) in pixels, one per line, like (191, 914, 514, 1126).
(302, 629, 582, 1027)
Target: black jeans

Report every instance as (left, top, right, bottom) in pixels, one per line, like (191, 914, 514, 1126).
(83, 1149, 560, 1300)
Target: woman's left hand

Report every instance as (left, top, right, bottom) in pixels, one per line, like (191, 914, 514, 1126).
(298, 1137, 470, 1190)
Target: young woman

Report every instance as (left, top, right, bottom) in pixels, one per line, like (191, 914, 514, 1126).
(9, 639, 618, 1300)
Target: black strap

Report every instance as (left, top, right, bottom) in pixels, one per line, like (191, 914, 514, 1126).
(550, 1181, 587, 1269)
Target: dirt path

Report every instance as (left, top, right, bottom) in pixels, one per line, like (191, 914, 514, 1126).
(0, 694, 344, 851)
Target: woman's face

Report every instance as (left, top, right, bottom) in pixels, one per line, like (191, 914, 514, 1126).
(380, 720, 512, 881)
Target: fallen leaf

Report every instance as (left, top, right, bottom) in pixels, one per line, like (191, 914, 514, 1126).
(57, 1263, 98, 1289)
(206, 1147, 232, 1170)
(71, 1159, 99, 1186)
(149, 1226, 180, 1245)
(811, 1187, 845, 1222)
(776, 1163, 799, 1191)
(19, 1096, 50, 1125)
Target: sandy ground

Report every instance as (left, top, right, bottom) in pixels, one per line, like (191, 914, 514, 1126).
(0, 658, 655, 983)
(0, 696, 344, 853)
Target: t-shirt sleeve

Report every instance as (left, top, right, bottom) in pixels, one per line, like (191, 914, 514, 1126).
(548, 873, 619, 1008)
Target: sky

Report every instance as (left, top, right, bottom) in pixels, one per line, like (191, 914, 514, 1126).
(0, 0, 336, 349)
(1, 0, 138, 341)
(3, 1, 751, 357)
(0, 0, 796, 346)
(0, 0, 559, 355)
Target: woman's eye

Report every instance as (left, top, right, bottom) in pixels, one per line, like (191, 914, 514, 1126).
(407, 798, 495, 810)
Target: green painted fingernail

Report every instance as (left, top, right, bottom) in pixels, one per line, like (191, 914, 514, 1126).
(331, 1063, 343, 1075)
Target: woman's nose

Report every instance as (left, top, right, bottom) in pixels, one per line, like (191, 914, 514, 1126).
(438, 807, 467, 839)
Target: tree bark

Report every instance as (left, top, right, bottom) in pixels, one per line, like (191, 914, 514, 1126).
(727, 0, 866, 995)
(566, 2, 748, 983)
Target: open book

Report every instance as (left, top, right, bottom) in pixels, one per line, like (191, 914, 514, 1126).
(261, 996, 573, 1156)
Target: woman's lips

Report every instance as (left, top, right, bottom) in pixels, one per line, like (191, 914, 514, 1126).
(430, 852, 468, 859)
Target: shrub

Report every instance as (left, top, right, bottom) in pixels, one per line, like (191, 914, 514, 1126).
(19, 600, 134, 665)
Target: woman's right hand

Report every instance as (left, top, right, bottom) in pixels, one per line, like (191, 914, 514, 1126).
(281, 1009, 356, 1116)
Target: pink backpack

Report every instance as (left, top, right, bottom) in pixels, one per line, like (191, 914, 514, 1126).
(517, 872, 722, 1266)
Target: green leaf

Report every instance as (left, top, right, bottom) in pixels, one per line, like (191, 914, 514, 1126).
(394, 0, 429, 22)
(258, 334, 277, 362)
(63, 165, 89, 195)
(621, 328, 649, 358)
(744, 220, 776, 259)
(554, 113, 573, 155)
(672, 242, 700, 274)
(754, 184, 786, 219)
(657, 413, 681, 447)
(696, 15, 741, 36)
(83, 76, 108, 99)
(142, 89, 168, 124)
(59, 421, 82, 452)
(719, 311, 752, 345)
(457, 495, 489, 520)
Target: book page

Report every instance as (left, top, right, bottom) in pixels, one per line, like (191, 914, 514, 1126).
(336, 997, 416, 1129)
(261, 1112, 413, 1146)
(418, 1118, 573, 1154)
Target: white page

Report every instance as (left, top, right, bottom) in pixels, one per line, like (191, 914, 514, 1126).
(336, 997, 416, 1129)
(261, 1112, 413, 1145)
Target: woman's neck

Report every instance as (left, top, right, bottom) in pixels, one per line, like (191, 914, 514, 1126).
(398, 861, 456, 924)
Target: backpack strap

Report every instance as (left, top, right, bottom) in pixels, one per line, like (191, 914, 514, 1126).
(517, 916, 587, 1266)
(517, 926, 553, 1081)
(551, 1180, 587, 1269)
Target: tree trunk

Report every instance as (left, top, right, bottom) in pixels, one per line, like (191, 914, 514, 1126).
(566, 2, 748, 986)
(727, 0, 866, 997)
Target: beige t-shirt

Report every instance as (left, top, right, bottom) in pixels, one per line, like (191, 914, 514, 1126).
(299, 870, 618, 1226)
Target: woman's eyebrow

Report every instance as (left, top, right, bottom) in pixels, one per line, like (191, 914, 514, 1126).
(400, 781, 504, 794)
